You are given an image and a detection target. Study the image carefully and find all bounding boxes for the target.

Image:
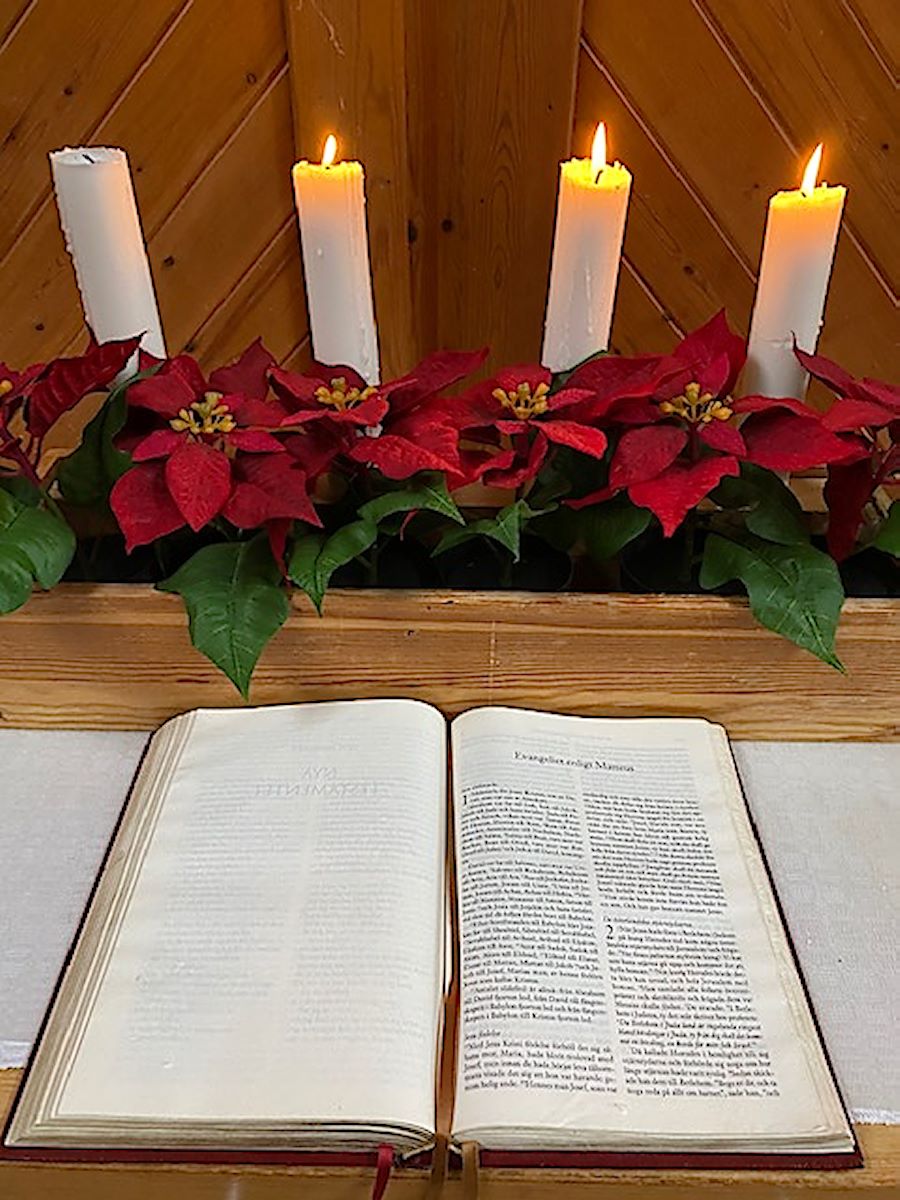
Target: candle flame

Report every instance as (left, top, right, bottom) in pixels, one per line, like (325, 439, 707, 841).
(321, 134, 337, 168)
(800, 142, 823, 196)
(591, 122, 607, 179)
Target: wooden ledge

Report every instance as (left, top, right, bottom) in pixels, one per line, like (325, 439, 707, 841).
(0, 1073, 896, 1197)
(0, 585, 896, 738)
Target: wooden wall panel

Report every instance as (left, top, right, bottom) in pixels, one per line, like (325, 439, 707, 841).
(578, 0, 898, 380)
(0, 0, 308, 374)
(282, 0, 417, 381)
(0, 0, 895, 385)
(422, 0, 584, 372)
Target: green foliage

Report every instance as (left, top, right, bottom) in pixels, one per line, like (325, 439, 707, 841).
(357, 474, 462, 526)
(158, 536, 289, 698)
(290, 522, 377, 613)
(580, 495, 652, 562)
(57, 368, 159, 507)
(290, 474, 464, 612)
(873, 501, 899, 556)
(0, 486, 76, 613)
(700, 532, 845, 670)
(712, 463, 808, 545)
(432, 499, 552, 562)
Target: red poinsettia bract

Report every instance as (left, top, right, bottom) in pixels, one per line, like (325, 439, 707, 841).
(795, 345, 900, 560)
(0, 335, 139, 484)
(269, 348, 488, 481)
(110, 346, 319, 552)
(445, 363, 609, 488)
(571, 312, 854, 536)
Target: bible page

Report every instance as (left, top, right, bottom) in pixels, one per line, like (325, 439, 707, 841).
(11, 700, 446, 1150)
(450, 707, 850, 1151)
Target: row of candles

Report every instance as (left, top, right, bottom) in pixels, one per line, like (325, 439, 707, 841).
(49, 123, 846, 401)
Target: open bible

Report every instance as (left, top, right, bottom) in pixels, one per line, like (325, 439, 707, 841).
(4, 701, 857, 1168)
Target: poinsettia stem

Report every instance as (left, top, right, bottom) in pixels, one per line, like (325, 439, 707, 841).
(0, 426, 42, 488)
(680, 511, 697, 591)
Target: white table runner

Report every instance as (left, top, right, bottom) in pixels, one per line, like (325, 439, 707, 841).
(0, 731, 897, 1123)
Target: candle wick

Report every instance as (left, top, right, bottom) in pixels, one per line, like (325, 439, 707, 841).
(594, 165, 604, 184)
(82, 153, 95, 164)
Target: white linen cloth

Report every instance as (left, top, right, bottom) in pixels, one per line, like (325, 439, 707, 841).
(0, 731, 896, 1123)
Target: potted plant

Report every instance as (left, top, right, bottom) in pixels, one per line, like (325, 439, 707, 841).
(1, 312, 896, 697)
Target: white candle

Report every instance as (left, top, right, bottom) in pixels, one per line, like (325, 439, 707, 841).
(542, 122, 632, 373)
(49, 147, 166, 361)
(743, 144, 846, 399)
(292, 134, 380, 385)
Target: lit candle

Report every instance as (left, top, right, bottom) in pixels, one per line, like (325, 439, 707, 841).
(541, 122, 632, 373)
(49, 147, 166, 363)
(743, 144, 846, 399)
(292, 134, 380, 385)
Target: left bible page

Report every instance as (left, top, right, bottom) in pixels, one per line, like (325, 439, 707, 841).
(7, 700, 447, 1153)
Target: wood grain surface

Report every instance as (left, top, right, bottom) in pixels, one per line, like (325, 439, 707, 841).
(0, 1071, 896, 1197)
(0, 585, 896, 739)
(1, 584, 897, 1195)
(578, 0, 899, 383)
(283, 0, 417, 381)
(1, 1, 896, 383)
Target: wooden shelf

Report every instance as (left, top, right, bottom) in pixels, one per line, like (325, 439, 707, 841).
(1, 584, 897, 1195)
(0, 585, 897, 739)
(0, 1068, 894, 1198)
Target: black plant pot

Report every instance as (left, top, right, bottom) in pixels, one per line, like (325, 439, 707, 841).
(620, 525, 742, 596)
(435, 534, 573, 591)
(839, 546, 899, 598)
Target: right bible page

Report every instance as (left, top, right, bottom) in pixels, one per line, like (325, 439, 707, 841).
(450, 707, 850, 1152)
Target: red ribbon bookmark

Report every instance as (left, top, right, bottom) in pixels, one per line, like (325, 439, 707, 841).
(371, 1142, 394, 1200)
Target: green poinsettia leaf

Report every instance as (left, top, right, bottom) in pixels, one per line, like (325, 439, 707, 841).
(581, 495, 652, 562)
(57, 384, 131, 507)
(432, 499, 549, 562)
(287, 532, 327, 612)
(58, 366, 160, 507)
(712, 463, 808, 545)
(700, 532, 844, 670)
(158, 536, 289, 697)
(289, 521, 379, 613)
(312, 519, 379, 600)
(528, 506, 583, 552)
(0, 488, 76, 613)
(357, 473, 464, 526)
(0, 476, 42, 507)
(873, 501, 900, 556)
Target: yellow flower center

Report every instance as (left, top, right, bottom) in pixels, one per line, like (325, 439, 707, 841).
(658, 380, 733, 425)
(0, 379, 13, 396)
(492, 380, 550, 421)
(314, 376, 377, 413)
(169, 391, 236, 436)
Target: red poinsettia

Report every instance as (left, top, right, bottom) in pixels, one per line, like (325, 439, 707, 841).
(0, 336, 139, 484)
(110, 346, 318, 552)
(446, 363, 609, 488)
(269, 348, 488, 480)
(795, 346, 900, 560)
(570, 312, 854, 536)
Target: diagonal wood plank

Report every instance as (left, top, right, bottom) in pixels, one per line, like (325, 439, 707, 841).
(0, 0, 287, 368)
(612, 261, 681, 356)
(187, 219, 308, 369)
(149, 70, 296, 352)
(577, 41, 756, 341)
(700, 0, 898, 295)
(845, 0, 900, 78)
(580, 0, 898, 382)
(0, 0, 184, 261)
